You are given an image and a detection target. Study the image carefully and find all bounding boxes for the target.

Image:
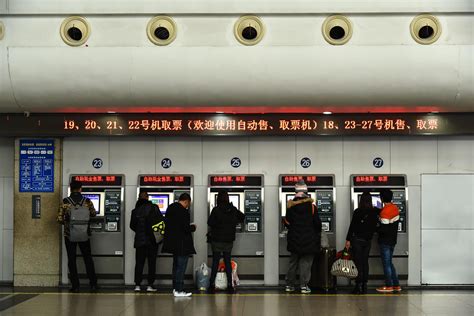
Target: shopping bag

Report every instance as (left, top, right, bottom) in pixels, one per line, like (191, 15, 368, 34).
(215, 272, 228, 290)
(218, 260, 240, 287)
(195, 263, 210, 291)
(330, 248, 358, 279)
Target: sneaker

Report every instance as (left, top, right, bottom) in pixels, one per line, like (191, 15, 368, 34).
(392, 286, 402, 292)
(146, 286, 157, 292)
(300, 285, 311, 294)
(134, 286, 141, 292)
(174, 291, 192, 297)
(285, 286, 295, 292)
(376, 286, 394, 293)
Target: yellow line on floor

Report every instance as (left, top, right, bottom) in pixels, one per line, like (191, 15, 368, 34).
(0, 292, 472, 297)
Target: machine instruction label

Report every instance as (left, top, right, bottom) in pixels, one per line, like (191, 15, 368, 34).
(19, 139, 54, 193)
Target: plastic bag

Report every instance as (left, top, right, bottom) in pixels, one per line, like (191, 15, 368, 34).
(195, 263, 210, 291)
(215, 272, 228, 290)
(217, 260, 240, 287)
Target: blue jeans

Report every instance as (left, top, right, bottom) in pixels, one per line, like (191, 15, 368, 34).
(379, 243, 399, 287)
(172, 255, 189, 292)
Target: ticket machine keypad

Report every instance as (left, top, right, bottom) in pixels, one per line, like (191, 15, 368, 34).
(244, 190, 262, 233)
(392, 190, 407, 233)
(104, 191, 121, 232)
(316, 190, 335, 232)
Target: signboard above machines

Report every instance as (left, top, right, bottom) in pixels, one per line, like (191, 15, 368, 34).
(1, 113, 473, 137)
(280, 175, 334, 187)
(71, 174, 123, 186)
(139, 175, 192, 187)
(210, 175, 263, 187)
(352, 175, 406, 187)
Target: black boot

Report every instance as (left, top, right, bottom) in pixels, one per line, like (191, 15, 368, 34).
(351, 283, 362, 294)
(361, 283, 368, 294)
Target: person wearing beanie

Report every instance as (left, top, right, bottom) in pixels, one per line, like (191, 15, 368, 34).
(283, 179, 322, 294)
(376, 189, 402, 293)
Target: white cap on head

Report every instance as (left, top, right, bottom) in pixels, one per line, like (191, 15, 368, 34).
(295, 179, 308, 193)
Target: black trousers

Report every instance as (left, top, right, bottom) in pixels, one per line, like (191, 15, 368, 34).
(209, 251, 232, 288)
(134, 243, 158, 286)
(351, 238, 372, 284)
(64, 237, 97, 289)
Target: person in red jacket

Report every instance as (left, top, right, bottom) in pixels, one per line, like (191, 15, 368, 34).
(376, 189, 401, 293)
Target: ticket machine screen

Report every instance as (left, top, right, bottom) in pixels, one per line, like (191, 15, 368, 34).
(82, 193, 104, 216)
(149, 194, 170, 214)
(229, 194, 241, 211)
(371, 195, 383, 209)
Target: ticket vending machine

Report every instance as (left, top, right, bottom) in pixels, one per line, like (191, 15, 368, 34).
(62, 175, 125, 285)
(208, 175, 264, 282)
(350, 174, 408, 282)
(278, 175, 336, 279)
(137, 174, 194, 281)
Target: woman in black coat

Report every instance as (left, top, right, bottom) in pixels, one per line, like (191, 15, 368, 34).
(345, 191, 380, 294)
(207, 190, 245, 293)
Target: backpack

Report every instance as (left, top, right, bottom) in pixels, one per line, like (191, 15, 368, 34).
(68, 197, 90, 242)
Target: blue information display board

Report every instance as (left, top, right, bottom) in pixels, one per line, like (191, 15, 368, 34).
(19, 139, 55, 192)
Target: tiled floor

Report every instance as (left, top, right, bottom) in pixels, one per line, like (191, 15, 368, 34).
(0, 289, 473, 316)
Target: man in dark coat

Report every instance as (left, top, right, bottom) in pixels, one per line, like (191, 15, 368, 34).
(162, 193, 195, 297)
(130, 191, 164, 292)
(283, 179, 322, 294)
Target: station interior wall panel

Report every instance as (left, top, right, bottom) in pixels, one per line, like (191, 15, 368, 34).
(59, 136, 473, 286)
(0, 138, 14, 282)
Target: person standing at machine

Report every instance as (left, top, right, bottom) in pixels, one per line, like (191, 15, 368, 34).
(283, 179, 322, 294)
(207, 190, 245, 294)
(376, 189, 402, 293)
(345, 191, 380, 294)
(57, 180, 98, 292)
(162, 193, 196, 297)
(130, 191, 164, 292)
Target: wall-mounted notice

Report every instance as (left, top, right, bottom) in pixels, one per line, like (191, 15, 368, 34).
(20, 139, 54, 192)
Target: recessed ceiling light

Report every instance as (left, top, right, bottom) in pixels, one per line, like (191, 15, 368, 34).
(323, 111, 332, 115)
(216, 111, 224, 114)
(430, 111, 439, 114)
(107, 111, 116, 114)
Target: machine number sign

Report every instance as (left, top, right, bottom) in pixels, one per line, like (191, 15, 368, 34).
(231, 157, 241, 168)
(373, 157, 384, 168)
(92, 158, 103, 169)
(161, 158, 172, 169)
(300, 157, 312, 168)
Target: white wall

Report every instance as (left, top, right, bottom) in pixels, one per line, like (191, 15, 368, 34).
(0, 138, 14, 282)
(61, 135, 474, 286)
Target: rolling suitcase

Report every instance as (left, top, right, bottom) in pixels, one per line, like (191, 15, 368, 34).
(309, 247, 337, 292)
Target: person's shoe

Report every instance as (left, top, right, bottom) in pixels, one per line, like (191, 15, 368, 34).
(174, 291, 192, 297)
(90, 284, 99, 292)
(392, 285, 402, 292)
(227, 286, 235, 294)
(69, 287, 79, 293)
(351, 283, 362, 294)
(361, 283, 368, 294)
(376, 286, 394, 293)
(146, 286, 157, 292)
(134, 286, 141, 292)
(300, 285, 311, 294)
(285, 285, 295, 293)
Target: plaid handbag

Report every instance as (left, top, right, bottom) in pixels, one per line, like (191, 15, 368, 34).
(330, 248, 358, 279)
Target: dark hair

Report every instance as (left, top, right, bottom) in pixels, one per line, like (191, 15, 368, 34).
(178, 192, 191, 202)
(70, 180, 82, 192)
(138, 191, 149, 200)
(216, 190, 230, 207)
(380, 189, 393, 203)
(359, 191, 373, 209)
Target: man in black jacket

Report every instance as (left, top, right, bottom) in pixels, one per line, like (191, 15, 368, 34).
(284, 180, 322, 294)
(57, 180, 97, 292)
(162, 193, 195, 297)
(130, 192, 164, 292)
